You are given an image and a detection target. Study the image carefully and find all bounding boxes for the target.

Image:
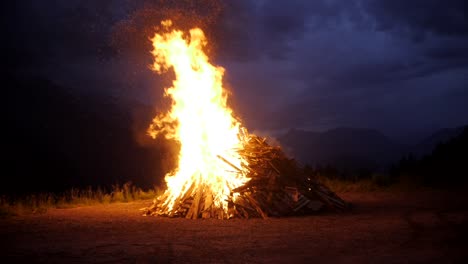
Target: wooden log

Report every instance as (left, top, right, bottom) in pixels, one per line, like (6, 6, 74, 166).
(202, 211, 211, 219)
(311, 184, 347, 209)
(231, 185, 251, 193)
(239, 206, 249, 219)
(186, 185, 203, 219)
(217, 155, 242, 172)
(232, 200, 254, 212)
(254, 136, 266, 145)
(216, 208, 225, 219)
(180, 182, 196, 202)
(314, 189, 346, 210)
(227, 206, 237, 219)
(268, 161, 281, 175)
(293, 195, 310, 212)
(245, 193, 268, 219)
(203, 190, 213, 211)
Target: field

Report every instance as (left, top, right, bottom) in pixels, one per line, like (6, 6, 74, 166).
(1, 190, 467, 263)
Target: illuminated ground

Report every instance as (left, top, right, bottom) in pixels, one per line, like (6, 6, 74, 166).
(1, 191, 467, 263)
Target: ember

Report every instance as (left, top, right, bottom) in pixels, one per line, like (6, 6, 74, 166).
(142, 20, 346, 219)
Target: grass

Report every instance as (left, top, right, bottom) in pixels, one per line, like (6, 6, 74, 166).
(0, 175, 436, 218)
(317, 173, 436, 193)
(0, 182, 162, 217)
(317, 175, 386, 193)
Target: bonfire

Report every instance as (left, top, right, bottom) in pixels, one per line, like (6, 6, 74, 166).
(142, 20, 346, 219)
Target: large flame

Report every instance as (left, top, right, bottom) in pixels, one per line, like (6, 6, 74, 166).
(148, 20, 249, 216)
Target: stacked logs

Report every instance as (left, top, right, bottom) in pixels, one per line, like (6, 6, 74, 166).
(142, 129, 348, 219)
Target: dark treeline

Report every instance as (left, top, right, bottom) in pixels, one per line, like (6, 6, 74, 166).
(390, 126, 468, 187)
(303, 126, 468, 187)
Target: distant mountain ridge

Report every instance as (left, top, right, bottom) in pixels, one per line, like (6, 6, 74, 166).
(279, 127, 403, 170)
(278, 125, 467, 170)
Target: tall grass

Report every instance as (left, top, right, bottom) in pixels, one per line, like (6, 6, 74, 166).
(317, 175, 386, 193)
(316, 172, 434, 193)
(0, 182, 162, 217)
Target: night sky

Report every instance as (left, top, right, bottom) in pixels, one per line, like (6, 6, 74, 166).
(4, 0, 468, 142)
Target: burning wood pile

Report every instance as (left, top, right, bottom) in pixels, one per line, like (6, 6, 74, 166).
(141, 20, 347, 219)
(142, 129, 347, 219)
(230, 130, 347, 218)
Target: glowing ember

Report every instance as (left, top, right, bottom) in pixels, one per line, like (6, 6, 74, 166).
(148, 20, 249, 218)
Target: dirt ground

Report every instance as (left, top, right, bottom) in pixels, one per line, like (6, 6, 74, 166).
(1, 190, 468, 263)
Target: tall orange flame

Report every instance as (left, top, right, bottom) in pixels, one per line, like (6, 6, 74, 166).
(148, 20, 249, 216)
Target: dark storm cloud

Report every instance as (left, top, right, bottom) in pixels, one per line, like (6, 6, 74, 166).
(5, 0, 468, 141)
(218, 0, 468, 139)
(221, 0, 468, 67)
(216, 0, 365, 61)
(363, 0, 468, 37)
(4, 0, 225, 96)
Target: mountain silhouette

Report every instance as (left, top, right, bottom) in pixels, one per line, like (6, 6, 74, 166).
(279, 127, 404, 170)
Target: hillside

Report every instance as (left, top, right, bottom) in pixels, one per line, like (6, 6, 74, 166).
(279, 127, 404, 170)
